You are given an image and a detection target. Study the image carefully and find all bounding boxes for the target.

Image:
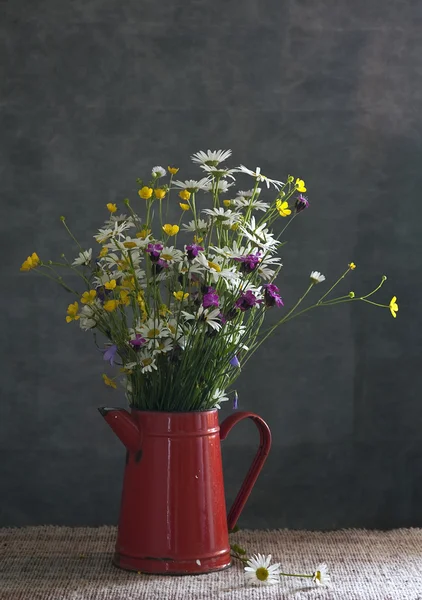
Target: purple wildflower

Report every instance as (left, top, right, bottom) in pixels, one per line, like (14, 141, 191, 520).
(186, 244, 204, 261)
(230, 355, 240, 368)
(235, 290, 263, 312)
(203, 287, 220, 309)
(295, 194, 309, 213)
(218, 312, 227, 325)
(146, 243, 163, 262)
(103, 344, 118, 366)
(129, 334, 146, 348)
(234, 252, 262, 274)
(263, 283, 284, 308)
(233, 391, 239, 410)
(152, 258, 169, 275)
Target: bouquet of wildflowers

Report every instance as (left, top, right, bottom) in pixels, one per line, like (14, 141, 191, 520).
(20, 149, 397, 412)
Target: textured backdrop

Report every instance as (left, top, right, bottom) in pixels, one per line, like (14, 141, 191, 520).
(1, 0, 420, 529)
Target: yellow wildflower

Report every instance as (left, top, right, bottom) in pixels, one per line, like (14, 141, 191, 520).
(276, 200, 291, 217)
(119, 289, 131, 306)
(121, 276, 136, 289)
(154, 188, 166, 200)
(159, 304, 171, 317)
(168, 166, 179, 175)
(138, 186, 153, 200)
(179, 202, 190, 211)
(98, 246, 108, 258)
(123, 241, 137, 248)
(136, 228, 151, 239)
(173, 291, 189, 301)
(102, 374, 117, 389)
(193, 235, 203, 244)
(104, 279, 117, 290)
(163, 224, 180, 236)
(20, 252, 40, 272)
(104, 299, 120, 312)
(348, 262, 356, 270)
(106, 203, 117, 213)
(223, 200, 231, 207)
(208, 261, 221, 272)
(81, 290, 97, 305)
(389, 296, 398, 319)
(179, 190, 191, 201)
(295, 178, 307, 193)
(66, 301, 80, 323)
(230, 223, 239, 231)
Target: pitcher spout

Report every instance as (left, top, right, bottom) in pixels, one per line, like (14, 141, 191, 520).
(98, 407, 142, 453)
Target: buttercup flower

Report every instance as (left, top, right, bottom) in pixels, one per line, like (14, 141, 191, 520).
(179, 202, 190, 211)
(66, 301, 80, 322)
(389, 296, 398, 318)
(20, 252, 40, 271)
(191, 149, 232, 166)
(295, 194, 309, 213)
(154, 188, 166, 200)
(173, 291, 189, 302)
(179, 190, 191, 201)
(163, 224, 180, 236)
(81, 290, 97, 305)
(276, 200, 291, 217)
(168, 166, 179, 175)
(138, 186, 153, 199)
(106, 203, 117, 213)
(103, 299, 120, 312)
(295, 178, 307, 193)
(72, 249, 92, 266)
(104, 279, 117, 290)
(98, 246, 108, 258)
(310, 271, 326, 284)
(244, 553, 281, 586)
(102, 374, 117, 389)
(263, 283, 284, 308)
(152, 166, 166, 178)
(348, 262, 356, 270)
(312, 563, 331, 587)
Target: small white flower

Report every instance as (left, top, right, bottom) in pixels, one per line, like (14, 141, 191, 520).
(210, 388, 229, 409)
(107, 213, 129, 224)
(310, 271, 326, 284)
(94, 228, 113, 243)
(152, 338, 174, 355)
(191, 149, 232, 166)
(236, 165, 284, 190)
(182, 306, 222, 331)
(238, 188, 261, 198)
(159, 246, 184, 263)
(210, 241, 254, 259)
(202, 207, 240, 225)
(194, 253, 238, 282)
(200, 164, 237, 179)
(152, 165, 166, 178)
(79, 303, 98, 330)
(72, 249, 92, 266)
(239, 216, 280, 251)
(139, 319, 167, 347)
(312, 563, 331, 587)
(233, 196, 270, 212)
(244, 553, 281, 586)
(181, 219, 210, 233)
(172, 178, 211, 192)
(201, 180, 235, 193)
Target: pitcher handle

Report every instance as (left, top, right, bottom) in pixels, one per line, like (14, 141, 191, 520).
(220, 411, 272, 531)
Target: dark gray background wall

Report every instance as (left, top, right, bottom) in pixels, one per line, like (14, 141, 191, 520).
(1, 0, 421, 529)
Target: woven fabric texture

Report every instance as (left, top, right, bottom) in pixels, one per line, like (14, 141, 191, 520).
(1, 527, 421, 599)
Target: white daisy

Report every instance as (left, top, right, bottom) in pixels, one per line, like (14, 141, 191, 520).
(194, 253, 238, 283)
(256, 265, 277, 280)
(244, 553, 281, 586)
(140, 355, 157, 374)
(236, 165, 284, 190)
(239, 216, 280, 251)
(72, 249, 92, 266)
(159, 246, 184, 263)
(172, 178, 211, 192)
(210, 388, 229, 409)
(191, 149, 232, 166)
(210, 241, 254, 259)
(202, 207, 241, 225)
(312, 563, 331, 587)
(107, 213, 129, 224)
(94, 227, 113, 244)
(139, 318, 167, 347)
(152, 338, 174, 355)
(152, 165, 166, 178)
(233, 196, 270, 212)
(310, 271, 326, 284)
(238, 188, 261, 198)
(182, 306, 222, 331)
(201, 180, 235, 193)
(79, 302, 99, 331)
(200, 164, 237, 179)
(181, 219, 210, 233)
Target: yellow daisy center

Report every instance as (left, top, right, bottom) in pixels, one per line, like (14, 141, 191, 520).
(146, 328, 160, 338)
(141, 358, 153, 367)
(256, 567, 269, 582)
(208, 261, 221, 272)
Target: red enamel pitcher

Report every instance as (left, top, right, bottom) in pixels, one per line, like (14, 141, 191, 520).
(99, 407, 271, 575)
